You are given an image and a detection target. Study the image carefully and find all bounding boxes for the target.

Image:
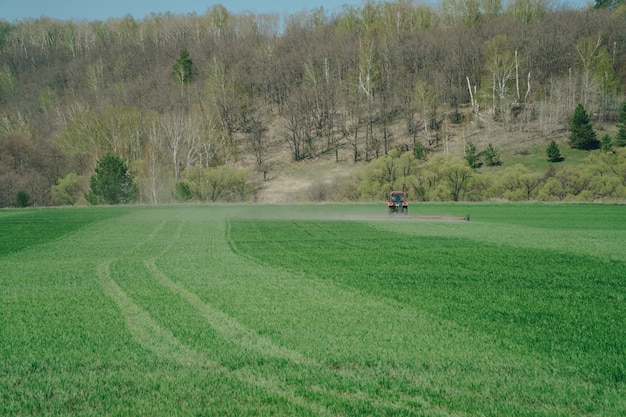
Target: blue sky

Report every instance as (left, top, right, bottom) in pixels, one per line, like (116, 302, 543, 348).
(1, 0, 367, 22)
(0, 0, 590, 23)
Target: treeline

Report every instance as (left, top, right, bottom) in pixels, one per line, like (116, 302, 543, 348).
(0, 1, 625, 206)
(321, 146, 626, 202)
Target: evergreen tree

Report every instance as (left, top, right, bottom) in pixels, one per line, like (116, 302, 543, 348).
(172, 48, 193, 85)
(174, 181, 193, 201)
(484, 143, 502, 166)
(546, 140, 562, 162)
(85, 154, 138, 205)
(14, 190, 32, 207)
(464, 141, 481, 168)
(600, 134, 613, 152)
(568, 103, 599, 150)
(616, 101, 626, 147)
(594, 0, 622, 8)
(414, 142, 426, 160)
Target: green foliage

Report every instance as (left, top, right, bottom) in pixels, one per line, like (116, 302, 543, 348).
(174, 181, 193, 201)
(356, 152, 478, 202)
(583, 148, 626, 199)
(4, 205, 626, 415)
(55, 106, 144, 160)
(413, 141, 426, 160)
(0, 20, 13, 51)
(182, 165, 254, 202)
(37, 88, 57, 113)
(569, 104, 599, 150)
(354, 145, 626, 202)
(0, 207, 128, 256)
(483, 143, 502, 166)
(172, 48, 193, 85)
(546, 140, 563, 162)
(85, 154, 138, 205)
(52, 173, 88, 206)
(359, 151, 396, 197)
(601, 134, 613, 152)
(496, 164, 542, 200)
(536, 148, 626, 201)
(0, 64, 17, 99)
(13, 190, 32, 208)
(464, 141, 481, 168)
(594, 0, 622, 8)
(438, 155, 474, 201)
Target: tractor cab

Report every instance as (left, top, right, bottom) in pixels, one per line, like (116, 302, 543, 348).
(387, 191, 408, 214)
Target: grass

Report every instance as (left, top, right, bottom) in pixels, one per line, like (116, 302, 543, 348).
(0, 207, 129, 256)
(487, 141, 592, 172)
(1, 203, 625, 416)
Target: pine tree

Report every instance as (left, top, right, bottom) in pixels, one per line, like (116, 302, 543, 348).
(546, 140, 562, 162)
(568, 103, 599, 150)
(172, 48, 193, 85)
(85, 154, 138, 205)
(464, 141, 480, 168)
(594, 0, 622, 8)
(484, 143, 502, 166)
(600, 134, 613, 152)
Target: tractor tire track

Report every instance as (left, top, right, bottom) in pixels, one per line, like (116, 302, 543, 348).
(98, 216, 334, 416)
(150, 216, 316, 365)
(102, 213, 454, 416)
(100, 258, 334, 416)
(144, 259, 315, 366)
(97, 260, 213, 368)
(145, 216, 445, 416)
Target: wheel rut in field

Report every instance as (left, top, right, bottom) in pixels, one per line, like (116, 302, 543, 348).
(96, 216, 337, 416)
(97, 260, 213, 368)
(99, 257, 337, 416)
(148, 218, 315, 364)
(99, 213, 450, 416)
(144, 259, 314, 366)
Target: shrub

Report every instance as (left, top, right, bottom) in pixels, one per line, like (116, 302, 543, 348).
(14, 190, 32, 207)
(601, 134, 613, 152)
(182, 165, 255, 202)
(546, 140, 563, 162)
(174, 181, 193, 201)
(52, 173, 88, 206)
(414, 142, 426, 160)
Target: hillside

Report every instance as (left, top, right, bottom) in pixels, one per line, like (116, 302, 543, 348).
(0, 2, 625, 206)
(255, 108, 621, 203)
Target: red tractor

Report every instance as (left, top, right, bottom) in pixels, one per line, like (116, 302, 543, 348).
(387, 191, 408, 214)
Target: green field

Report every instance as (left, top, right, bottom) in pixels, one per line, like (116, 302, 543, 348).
(1, 203, 625, 416)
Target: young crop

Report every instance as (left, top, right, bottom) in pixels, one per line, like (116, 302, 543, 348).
(1, 204, 625, 416)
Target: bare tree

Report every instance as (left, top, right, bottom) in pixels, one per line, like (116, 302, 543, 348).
(244, 106, 271, 180)
(141, 121, 166, 204)
(160, 112, 187, 181)
(484, 35, 516, 124)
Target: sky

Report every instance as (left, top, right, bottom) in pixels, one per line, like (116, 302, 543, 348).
(0, 0, 367, 22)
(0, 0, 590, 23)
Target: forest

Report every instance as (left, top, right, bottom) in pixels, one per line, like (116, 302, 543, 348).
(0, 0, 625, 206)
